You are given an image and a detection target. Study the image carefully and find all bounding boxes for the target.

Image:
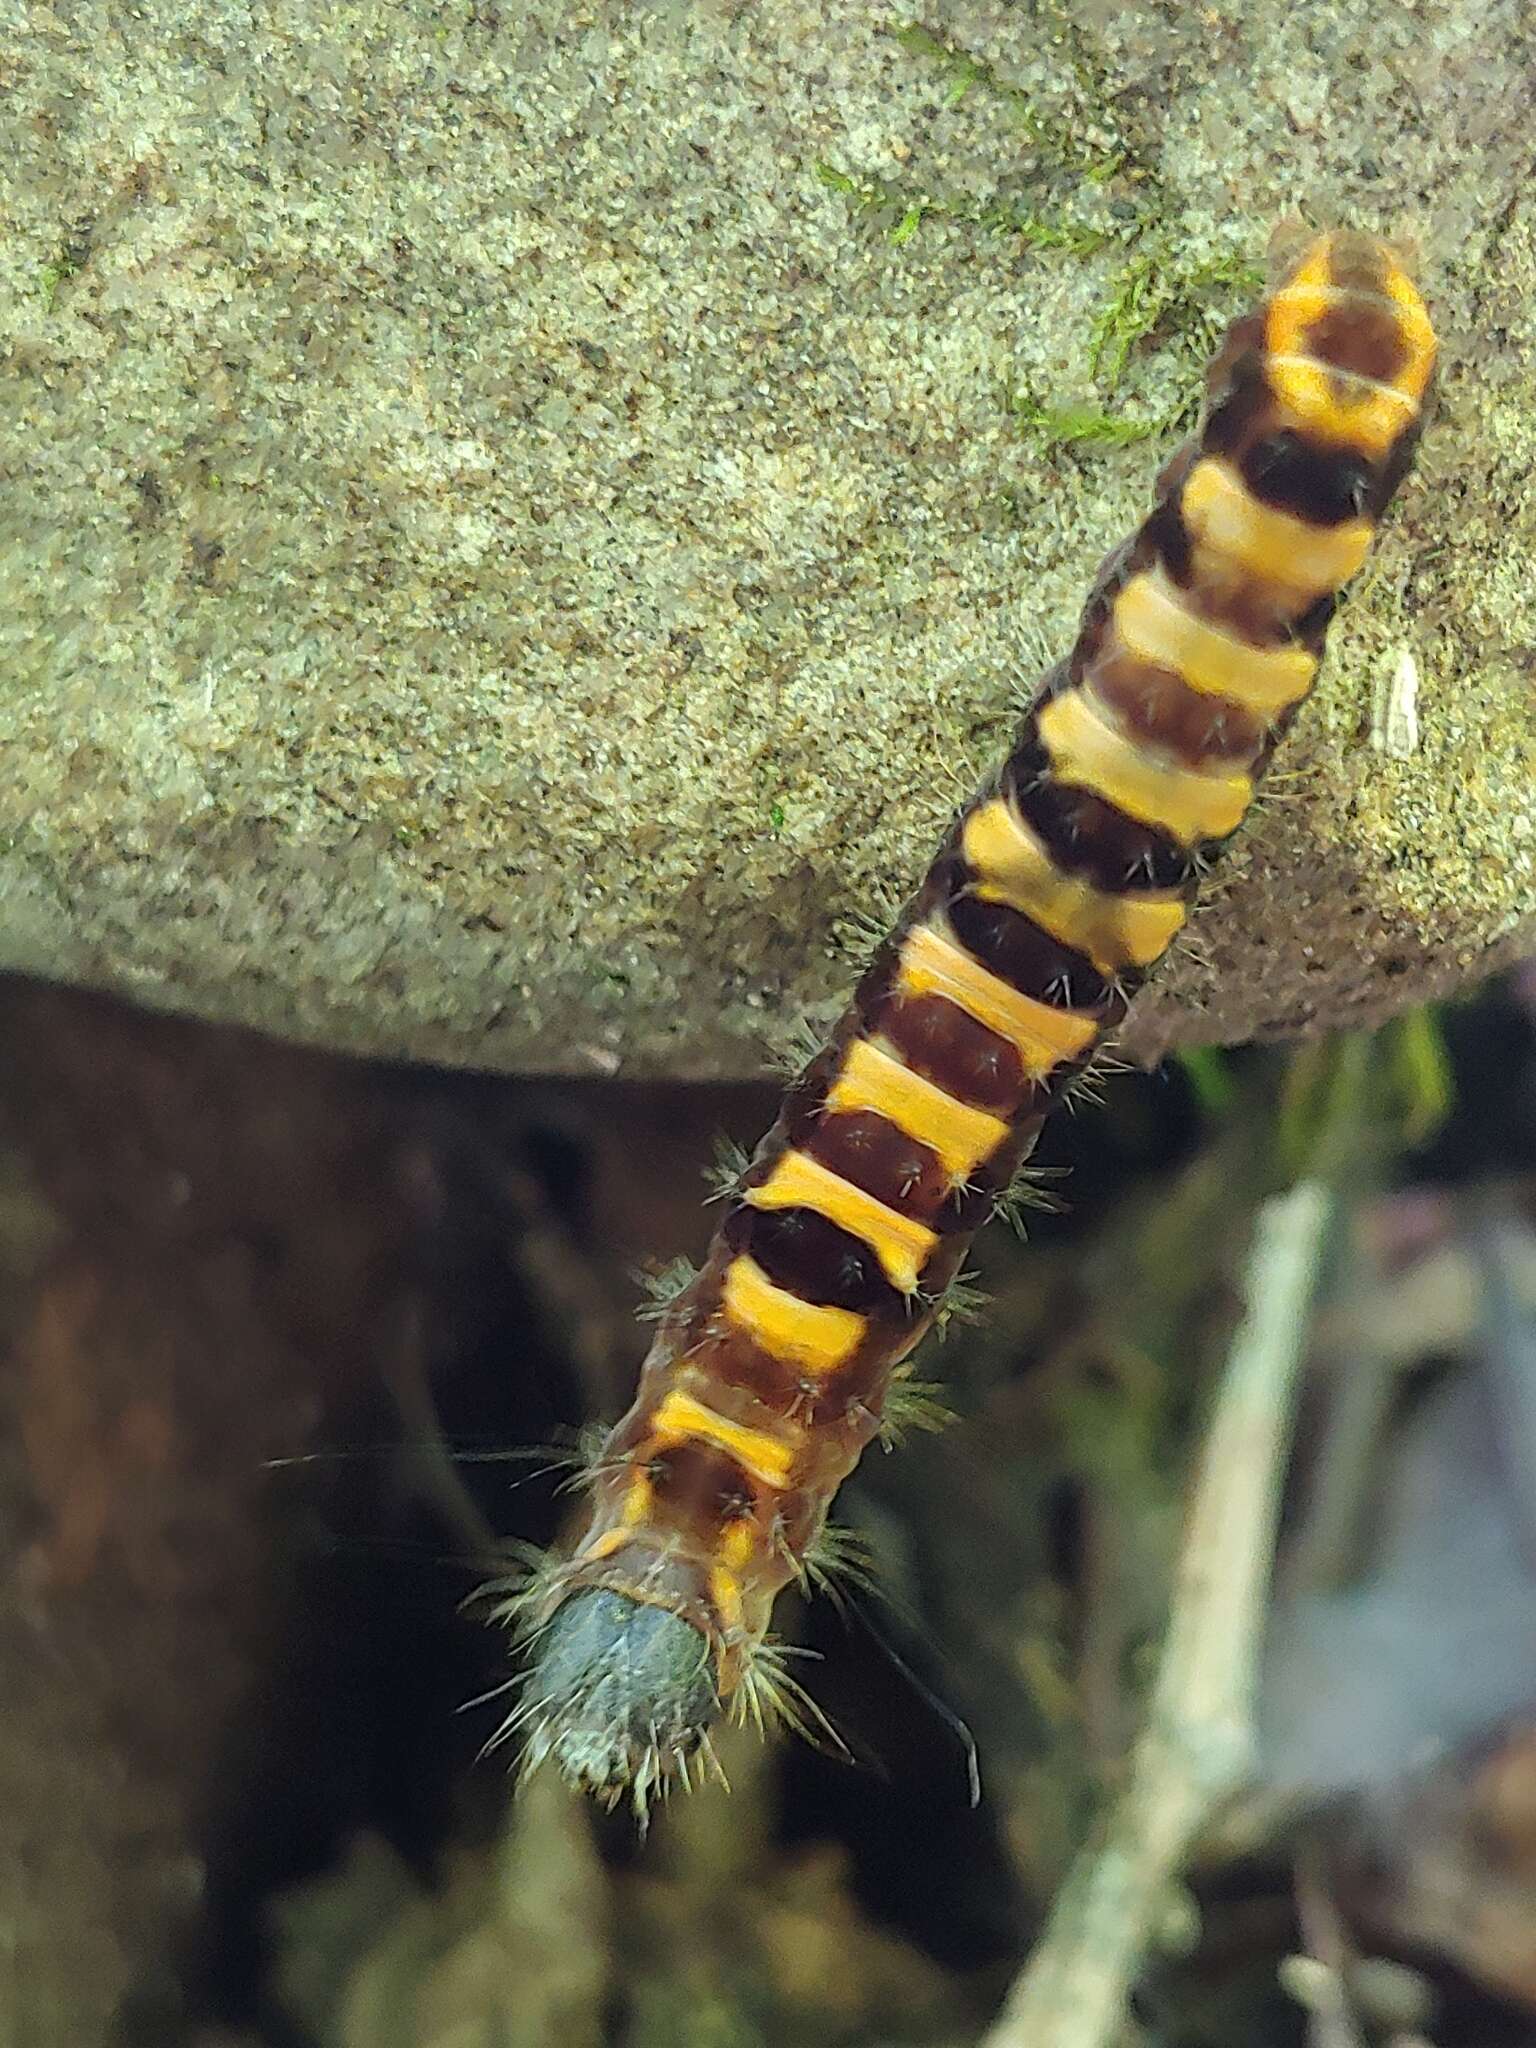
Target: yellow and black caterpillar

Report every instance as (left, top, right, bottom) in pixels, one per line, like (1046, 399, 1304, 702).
(499, 233, 1438, 1810)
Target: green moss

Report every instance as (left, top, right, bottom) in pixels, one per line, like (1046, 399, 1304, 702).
(1379, 1006, 1456, 1144)
(892, 24, 988, 107)
(1055, 241, 1266, 445)
(1091, 244, 1264, 388)
(1087, 250, 1164, 386)
(813, 160, 1108, 255)
(892, 21, 1132, 184)
(37, 250, 82, 312)
(1175, 1046, 1238, 1117)
(817, 41, 1261, 457)
(890, 200, 924, 246)
(1007, 392, 1164, 451)
(970, 198, 1111, 253)
(1276, 1011, 1453, 1178)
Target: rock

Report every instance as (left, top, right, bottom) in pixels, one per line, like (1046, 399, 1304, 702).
(3, 1, 1532, 1079)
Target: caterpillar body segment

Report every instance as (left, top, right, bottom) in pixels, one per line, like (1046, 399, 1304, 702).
(507, 234, 1436, 1810)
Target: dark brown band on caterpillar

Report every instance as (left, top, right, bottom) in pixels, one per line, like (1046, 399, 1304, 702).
(499, 232, 1438, 1812)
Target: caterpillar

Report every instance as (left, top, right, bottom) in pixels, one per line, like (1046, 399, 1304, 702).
(495, 231, 1438, 1812)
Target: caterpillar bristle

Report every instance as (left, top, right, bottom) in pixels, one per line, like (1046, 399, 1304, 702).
(559, 1437, 634, 1499)
(732, 1636, 849, 1764)
(929, 1268, 991, 1337)
(831, 887, 906, 962)
(702, 1133, 752, 1204)
(992, 1162, 1071, 1236)
(471, 1538, 568, 1637)
(796, 1519, 880, 1609)
(768, 1013, 831, 1079)
(1091, 1049, 1138, 1080)
(508, 1421, 622, 1503)
(878, 1373, 957, 1445)
(1174, 930, 1217, 973)
(633, 1254, 702, 1322)
(1008, 623, 1062, 713)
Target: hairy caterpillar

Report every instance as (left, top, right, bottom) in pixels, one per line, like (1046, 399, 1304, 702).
(495, 232, 1437, 1812)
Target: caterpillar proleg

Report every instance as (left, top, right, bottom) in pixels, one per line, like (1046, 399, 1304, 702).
(496, 232, 1437, 1811)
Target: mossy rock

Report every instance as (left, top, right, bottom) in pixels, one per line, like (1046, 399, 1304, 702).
(3, 1, 1532, 1079)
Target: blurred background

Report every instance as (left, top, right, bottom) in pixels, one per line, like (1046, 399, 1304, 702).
(4, 965, 1535, 2047)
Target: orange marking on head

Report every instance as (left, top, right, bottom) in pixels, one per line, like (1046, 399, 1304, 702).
(1264, 354, 1418, 454)
(1264, 235, 1435, 455)
(826, 1035, 1010, 1184)
(1376, 253, 1437, 391)
(897, 922, 1099, 1077)
(747, 1148, 938, 1295)
(1112, 571, 1317, 719)
(720, 1254, 866, 1376)
(1037, 686, 1252, 848)
(962, 798, 1186, 974)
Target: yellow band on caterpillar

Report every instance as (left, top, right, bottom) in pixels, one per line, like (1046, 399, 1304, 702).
(825, 1035, 1010, 1183)
(720, 1253, 866, 1375)
(707, 1518, 762, 1636)
(708, 1565, 745, 1634)
(1112, 571, 1317, 718)
(747, 1148, 937, 1295)
(897, 921, 1100, 1076)
(718, 1519, 760, 1572)
(620, 1473, 655, 1525)
(1037, 687, 1252, 847)
(650, 1386, 797, 1488)
(1181, 457, 1373, 595)
(962, 797, 1186, 974)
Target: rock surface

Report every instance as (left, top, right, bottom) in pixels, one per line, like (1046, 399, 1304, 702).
(3, 1, 1533, 1079)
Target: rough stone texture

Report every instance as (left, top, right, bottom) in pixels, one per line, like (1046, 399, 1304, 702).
(0, 975, 591, 2045)
(2, 0, 1533, 1081)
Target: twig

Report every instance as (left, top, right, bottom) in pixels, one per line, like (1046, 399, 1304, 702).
(1290, 1835, 1370, 2048)
(981, 1180, 1333, 2048)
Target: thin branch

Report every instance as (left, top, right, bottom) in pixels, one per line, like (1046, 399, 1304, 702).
(1291, 1836, 1370, 2048)
(982, 1180, 1334, 2048)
